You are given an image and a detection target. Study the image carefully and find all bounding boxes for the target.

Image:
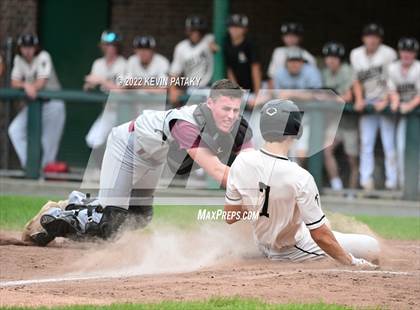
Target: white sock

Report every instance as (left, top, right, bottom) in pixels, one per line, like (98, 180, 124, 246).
(330, 177, 343, 190)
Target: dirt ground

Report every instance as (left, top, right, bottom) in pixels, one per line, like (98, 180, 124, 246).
(0, 222, 419, 309)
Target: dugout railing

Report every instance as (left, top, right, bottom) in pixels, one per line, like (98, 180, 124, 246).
(0, 88, 419, 201)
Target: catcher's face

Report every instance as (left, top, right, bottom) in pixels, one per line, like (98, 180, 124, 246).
(207, 96, 241, 133)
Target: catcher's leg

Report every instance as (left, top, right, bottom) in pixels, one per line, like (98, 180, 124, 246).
(97, 123, 163, 236)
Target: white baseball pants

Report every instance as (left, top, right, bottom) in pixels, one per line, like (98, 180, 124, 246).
(98, 122, 164, 209)
(359, 114, 397, 188)
(8, 99, 65, 168)
(259, 229, 380, 262)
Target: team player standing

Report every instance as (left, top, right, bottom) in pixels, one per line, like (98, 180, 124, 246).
(6, 19, 419, 193)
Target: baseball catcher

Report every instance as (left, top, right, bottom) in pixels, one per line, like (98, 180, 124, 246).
(23, 79, 253, 246)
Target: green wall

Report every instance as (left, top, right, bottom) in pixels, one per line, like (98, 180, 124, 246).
(39, 0, 109, 166)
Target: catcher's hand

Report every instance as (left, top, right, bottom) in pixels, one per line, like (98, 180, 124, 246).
(349, 253, 378, 269)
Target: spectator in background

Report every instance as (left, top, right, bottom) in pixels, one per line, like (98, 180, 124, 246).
(8, 33, 65, 168)
(274, 47, 322, 160)
(321, 42, 358, 191)
(84, 31, 126, 149)
(125, 35, 169, 92)
(388, 37, 420, 188)
(267, 22, 316, 89)
(224, 14, 261, 107)
(350, 23, 397, 190)
(169, 15, 217, 107)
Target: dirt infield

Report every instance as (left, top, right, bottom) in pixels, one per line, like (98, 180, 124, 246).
(0, 223, 419, 309)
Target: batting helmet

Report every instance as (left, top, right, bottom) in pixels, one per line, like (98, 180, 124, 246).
(286, 47, 305, 61)
(281, 22, 304, 35)
(227, 14, 249, 28)
(133, 35, 156, 49)
(17, 33, 39, 47)
(185, 15, 207, 31)
(398, 37, 419, 52)
(260, 99, 303, 142)
(362, 23, 384, 37)
(100, 31, 121, 44)
(322, 42, 346, 58)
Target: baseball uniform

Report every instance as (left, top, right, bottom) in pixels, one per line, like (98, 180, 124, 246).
(85, 56, 126, 149)
(225, 148, 380, 261)
(98, 103, 252, 208)
(8, 50, 65, 168)
(125, 53, 169, 80)
(170, 34, 214, 88)
(350, 44, 398, 188)
(387, 60, 420, 186)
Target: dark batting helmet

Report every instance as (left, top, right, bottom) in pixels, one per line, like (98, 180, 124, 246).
(185, 15, 207, 31)
(398, 37, 419, 52)
(260, 99, 304, 142)
(362, 23, 384, 38)
(17, 33, 39, 46)
(280, 22, 304, 35)
(133, 35, 156, 49)
(322, 42, 346, 58)
(286, 47, 305, 61)
(227, 14, 249, 28)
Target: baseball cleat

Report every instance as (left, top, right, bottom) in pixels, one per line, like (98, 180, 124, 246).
(40, 214, 79, 238)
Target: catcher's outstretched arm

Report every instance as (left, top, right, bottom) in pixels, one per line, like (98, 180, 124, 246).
(187, 147, 229, 187)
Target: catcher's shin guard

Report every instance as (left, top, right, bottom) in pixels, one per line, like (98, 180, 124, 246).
(94, 206, 129, 239)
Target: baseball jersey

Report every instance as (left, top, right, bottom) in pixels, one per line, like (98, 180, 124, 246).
(225, 148, 326, 250)
(170, 34, 214, 87)
(350, 44, 397, 101)
(387, 60, 420, 102)
(126, 53, 169, 80)
(267, 46, 316, 79)
(89, 56, 126, 84)
(11, 50, 61, 90)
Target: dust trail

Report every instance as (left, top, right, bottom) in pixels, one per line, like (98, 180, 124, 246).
(65, 221, 258, 278)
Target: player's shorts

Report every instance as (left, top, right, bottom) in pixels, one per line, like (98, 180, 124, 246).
(336, 128, 358, 157)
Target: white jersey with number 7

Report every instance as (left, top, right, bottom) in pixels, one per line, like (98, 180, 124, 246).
(225, 148, 326, 252)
